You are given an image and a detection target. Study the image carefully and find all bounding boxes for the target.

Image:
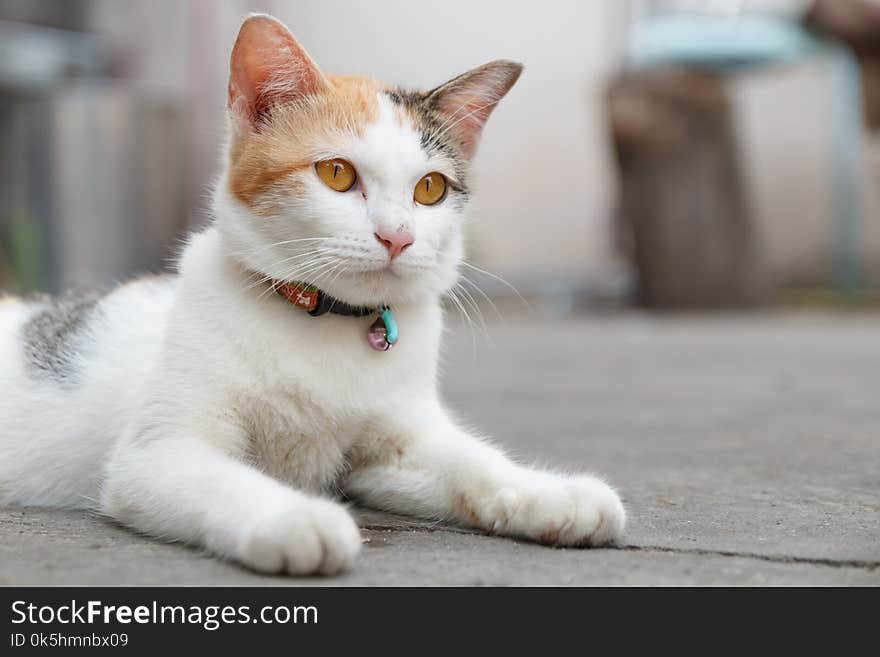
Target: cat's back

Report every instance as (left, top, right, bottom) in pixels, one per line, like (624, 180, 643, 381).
(0, 274, 177, 508)
(0, 274, 177, 384)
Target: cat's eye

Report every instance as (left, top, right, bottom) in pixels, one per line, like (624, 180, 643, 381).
(315, 158, 357, 192)
(413, 172, 447, 206)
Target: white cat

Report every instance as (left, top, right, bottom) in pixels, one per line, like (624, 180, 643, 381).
(0, 14, 625, 575)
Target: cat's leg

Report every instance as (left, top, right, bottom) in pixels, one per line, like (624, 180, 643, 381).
(344, 404, 625, 547)
(101, 433, 361, 575)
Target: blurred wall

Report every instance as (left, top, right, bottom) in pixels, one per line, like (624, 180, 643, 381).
(733, 59, 880, 288)
(2, 0, 879, 295)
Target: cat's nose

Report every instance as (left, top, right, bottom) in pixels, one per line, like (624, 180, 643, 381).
(374, 229, 414, 260)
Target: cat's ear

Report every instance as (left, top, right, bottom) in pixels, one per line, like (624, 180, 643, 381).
(227, 14, 328, 127)
(426, 60, 523, 158)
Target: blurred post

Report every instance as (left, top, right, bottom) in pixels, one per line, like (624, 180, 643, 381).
(806, 0, 880, 129)
(608, 69, 761, 308)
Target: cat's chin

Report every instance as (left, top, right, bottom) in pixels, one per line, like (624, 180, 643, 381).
(315, 261, 459, 309)
(319, 269, 438, 308)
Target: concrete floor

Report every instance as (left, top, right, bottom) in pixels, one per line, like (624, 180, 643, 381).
(1, 311, 878, 585)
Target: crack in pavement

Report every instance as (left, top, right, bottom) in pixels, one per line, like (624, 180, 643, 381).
(360, 519, 879, 572)
(621, 544, 880, 571)
(8, 510, 876, 576)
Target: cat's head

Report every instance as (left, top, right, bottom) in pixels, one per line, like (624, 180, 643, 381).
(214, 14, 521, 307)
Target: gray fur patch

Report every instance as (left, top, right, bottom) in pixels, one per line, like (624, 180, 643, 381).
(21, 289, 104, 385)
(384, 88, 470, 197)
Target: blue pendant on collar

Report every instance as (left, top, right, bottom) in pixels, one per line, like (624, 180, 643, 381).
(367, 307, 398, 352)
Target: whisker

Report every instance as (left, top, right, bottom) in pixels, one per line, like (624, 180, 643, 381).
(446, 286, 478, 355)
(235, 236, 337, 259)
(459, 273, 505, 325)
(454, 282, 489, 337)
(324, 259, 350, 291)
(460, 260, 530, 310)
(253, 256, 337, 300)
(240, 249, 337, 293)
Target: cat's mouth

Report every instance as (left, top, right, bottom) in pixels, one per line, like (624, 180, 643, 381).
(329, 262, 403, 283)
(365, 263, 402, 277)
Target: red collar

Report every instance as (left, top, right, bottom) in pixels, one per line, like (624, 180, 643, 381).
(271, 280, 375, 317)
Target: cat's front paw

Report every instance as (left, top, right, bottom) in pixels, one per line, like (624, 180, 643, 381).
(489, 475, 625, 547)
(236, 498, 362, 575)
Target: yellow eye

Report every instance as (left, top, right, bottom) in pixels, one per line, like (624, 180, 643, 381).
(413, 172, 447, 206)
(315, 158, 357, 192)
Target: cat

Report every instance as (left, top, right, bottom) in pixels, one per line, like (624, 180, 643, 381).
(0, 14, 625, 575)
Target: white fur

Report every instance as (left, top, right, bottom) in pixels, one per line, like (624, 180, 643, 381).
(0, 92, 624, 576)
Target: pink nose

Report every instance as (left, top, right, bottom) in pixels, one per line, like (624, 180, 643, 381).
(374, 230, 414, 260)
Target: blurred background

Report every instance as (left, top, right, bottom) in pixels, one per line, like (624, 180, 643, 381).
(1, 0, 879, 311)
(4, 1, 877, 586)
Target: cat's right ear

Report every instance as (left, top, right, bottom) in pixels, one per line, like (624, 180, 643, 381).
(227, 14, 328, 129)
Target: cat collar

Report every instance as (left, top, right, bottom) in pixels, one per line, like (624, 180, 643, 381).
(273, 281, 398, 352)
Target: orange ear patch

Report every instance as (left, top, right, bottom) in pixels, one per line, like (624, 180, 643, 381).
(227, 14, 328, 125)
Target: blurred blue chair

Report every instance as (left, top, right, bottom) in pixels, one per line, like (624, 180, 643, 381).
(626, 5, 863, 291)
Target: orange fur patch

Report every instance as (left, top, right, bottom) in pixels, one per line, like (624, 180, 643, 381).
(454, 494, 482, 528)
(346, 427, 410, 471)
(228, 75, 389, 214)
(538, 529, 561, 545)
